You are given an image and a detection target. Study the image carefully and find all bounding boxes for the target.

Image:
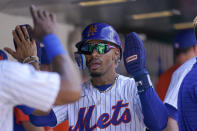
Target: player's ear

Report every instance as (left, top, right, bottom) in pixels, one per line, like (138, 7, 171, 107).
(112, 48, 120, 61)
(194, 45, 197, 55)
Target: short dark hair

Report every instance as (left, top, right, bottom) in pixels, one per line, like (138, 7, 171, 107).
(174, 46, 193, 57)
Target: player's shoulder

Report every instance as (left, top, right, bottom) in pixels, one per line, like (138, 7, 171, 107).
(160, 65, 179, 79)
(174, 57, 196, 75)
(0, 60, 33, 68)
(0, 60, 34, 73)
(116, 74, 136, 86)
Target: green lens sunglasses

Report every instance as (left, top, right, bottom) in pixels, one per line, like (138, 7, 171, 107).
(79, 43, 115, 55)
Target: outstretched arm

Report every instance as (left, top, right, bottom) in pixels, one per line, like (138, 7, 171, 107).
(30, 5, 82, 105)
(123, 32, 168, 130)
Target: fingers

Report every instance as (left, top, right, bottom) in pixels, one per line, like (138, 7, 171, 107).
(50, 13, 56, 23)
(30, 5, 38, 25)
(22, 26, 31, 43)
(31, 39, 36, 46)
(28, 25, 35, 39)
(4, 47, 16, 57)
(43, 10, 48, 18)
(12, 30, 21, 48)
(37, 10, 45, 20)
(15, 26, 26, 42)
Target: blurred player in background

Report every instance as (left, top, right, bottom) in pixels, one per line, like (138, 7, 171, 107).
(0, 49, 45, 131)
(156, 29, 197, 131)
(176, 17, 197, 131)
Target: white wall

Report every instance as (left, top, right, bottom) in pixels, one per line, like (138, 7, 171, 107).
(0, 12, 74, 60)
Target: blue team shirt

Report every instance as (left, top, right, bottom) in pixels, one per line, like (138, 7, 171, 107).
(178, 62, 197, 131)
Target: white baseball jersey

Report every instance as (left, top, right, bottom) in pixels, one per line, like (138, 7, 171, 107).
(0, 60, 60, 131)
(53, 75, 146, 131)
(164, 57, 197, 109)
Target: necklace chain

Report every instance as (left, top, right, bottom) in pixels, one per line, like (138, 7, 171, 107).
(92, 74, 119, 93)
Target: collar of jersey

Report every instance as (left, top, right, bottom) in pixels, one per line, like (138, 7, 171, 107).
(94, 84, 113, 92)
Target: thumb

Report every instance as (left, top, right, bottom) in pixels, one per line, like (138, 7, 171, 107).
(4, 47, 17, 58)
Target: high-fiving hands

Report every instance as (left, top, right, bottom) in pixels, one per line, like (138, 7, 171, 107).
(30, 5, 57, 42)
(4, 25, 37, 62)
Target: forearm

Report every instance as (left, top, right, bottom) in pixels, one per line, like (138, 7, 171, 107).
(138, 87, 168, 131)
(163, 104, 178, 131)
(163, 117, 178, 131)
(42, 34, 81, 105)
(123, 32, 168, 130)
(52, 55, 81, 105)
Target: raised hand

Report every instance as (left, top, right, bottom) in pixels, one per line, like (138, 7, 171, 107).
(123, 32, 147, 77)
(4, 25, 37, 62)
(30, 5, 57, 42)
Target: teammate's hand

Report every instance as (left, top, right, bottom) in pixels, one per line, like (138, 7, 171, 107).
(193, 16, 197, 39)
(123, 32, 147, 77)
(30, 5, 57, 42)
(4, 25, 37, 62)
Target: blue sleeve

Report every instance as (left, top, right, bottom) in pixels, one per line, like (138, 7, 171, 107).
(16, 105, 35, 115)
(29, 110, 57, 127)
(42, 34, 66, 62)
(165, 103, 178, 122)
(138, 87, 168, 131)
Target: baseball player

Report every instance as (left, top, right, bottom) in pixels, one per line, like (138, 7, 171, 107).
(0, 49, 44, 131)
(156, 29, 197, 131)
(0, 5, 81, 131)
(26, 23, 168, 131)
(176, 17, 197, 131)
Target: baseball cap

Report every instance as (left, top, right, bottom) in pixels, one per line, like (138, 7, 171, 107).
(0, 50, 8, 60)
(174, 29, 197, 49)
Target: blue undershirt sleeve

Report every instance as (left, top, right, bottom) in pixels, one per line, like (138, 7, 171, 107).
(29, 110, 57, 127)
(165, 103, 178, 122)
(138, 87, 168, 131)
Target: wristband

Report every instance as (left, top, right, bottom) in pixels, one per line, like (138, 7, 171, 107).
(132, 70, 153, 93)
(27, 60, 39, 64)
(42, 34, 66, 62)
(23, 56, 39, 64)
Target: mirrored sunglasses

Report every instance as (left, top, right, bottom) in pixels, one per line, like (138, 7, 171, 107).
(79, 43, 115, 55)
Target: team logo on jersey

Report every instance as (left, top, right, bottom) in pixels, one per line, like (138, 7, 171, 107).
(126, 54, 137, 63)
(69, 100, 131, 131)
(88, 25, 97, 37)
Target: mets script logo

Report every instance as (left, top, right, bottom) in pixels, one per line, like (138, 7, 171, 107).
(88, 25, 97, 37)
(69, 100, 131, 131)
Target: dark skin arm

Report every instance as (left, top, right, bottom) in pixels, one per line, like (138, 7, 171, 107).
(28, 5, 81, 105)
(163, 117, 178, 131)
(29, 5, 82, 105)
